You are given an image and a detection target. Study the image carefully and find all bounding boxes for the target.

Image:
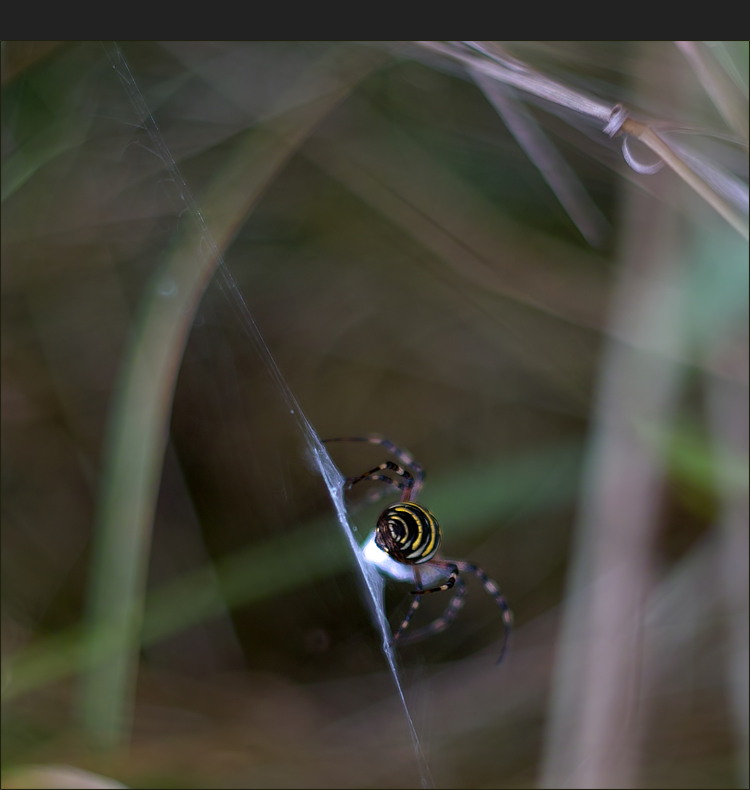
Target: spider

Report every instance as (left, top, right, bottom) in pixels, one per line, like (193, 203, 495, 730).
(323, 435, 513, 663)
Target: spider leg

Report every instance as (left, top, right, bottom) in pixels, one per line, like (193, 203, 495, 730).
(346, 461, 414, 493)
(410, 561, 458, 594)
(332, 476, 405, 516)
(323, 436, 425, 502)
(453, 560, 513, 665)
(389, 566, 423, 644)
(368, 438, 424, 502)
(395, 577, 467, 646)
(391, 595, 423, 643)
(392, 562, 461, 644)
(346, 473, 404, 491)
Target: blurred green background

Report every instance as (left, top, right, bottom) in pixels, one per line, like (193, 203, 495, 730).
(1, 42, 748, 789)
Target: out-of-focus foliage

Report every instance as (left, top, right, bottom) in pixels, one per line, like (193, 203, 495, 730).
(2, 41, 747, 789)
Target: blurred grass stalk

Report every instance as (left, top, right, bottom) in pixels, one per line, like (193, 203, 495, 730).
(706, 335, 749, 786)
(418, 41, 749, 240)
(680, 59, 749, 765)
(675, 41, 749, 143)
(540, 44, 748, 788)
(540, 179, 687, 789)
(78, 45, 382, 751)
(469, 70, 610, 248)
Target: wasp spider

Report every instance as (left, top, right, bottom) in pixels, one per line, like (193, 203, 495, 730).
(324, 435, 512, 663)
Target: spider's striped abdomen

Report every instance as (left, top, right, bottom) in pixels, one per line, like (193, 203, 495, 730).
(375, 502, 441, 565)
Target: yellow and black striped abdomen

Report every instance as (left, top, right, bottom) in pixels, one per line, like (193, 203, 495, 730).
(375, 503, 441, 565)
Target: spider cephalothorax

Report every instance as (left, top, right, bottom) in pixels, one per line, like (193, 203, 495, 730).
(324, 434, 513, 663)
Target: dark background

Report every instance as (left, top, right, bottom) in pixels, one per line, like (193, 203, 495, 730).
(2, 41, 747, 789)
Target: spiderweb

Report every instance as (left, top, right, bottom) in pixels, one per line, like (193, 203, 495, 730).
(104, 42, 433, 787)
